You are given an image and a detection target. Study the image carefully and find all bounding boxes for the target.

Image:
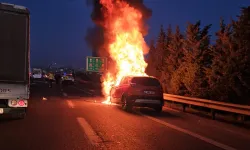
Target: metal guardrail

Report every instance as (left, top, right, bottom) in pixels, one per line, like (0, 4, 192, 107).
(163, 93, 250, 121)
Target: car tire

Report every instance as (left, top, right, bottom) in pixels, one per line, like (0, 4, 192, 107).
(154, 106, 163, 113)
(122, 96, 132, 112)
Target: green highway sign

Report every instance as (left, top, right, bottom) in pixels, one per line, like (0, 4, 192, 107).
(86, 56, 107, 72)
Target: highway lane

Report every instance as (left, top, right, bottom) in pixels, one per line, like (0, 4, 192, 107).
(73, 78, 102, 96)
(65, 83, 250, 150)
(68, 99, 222, 150)
(0, 82, 97, 150)
(0, 82, 249, 150)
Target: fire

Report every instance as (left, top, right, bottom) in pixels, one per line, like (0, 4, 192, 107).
(100, 0, 148, 104)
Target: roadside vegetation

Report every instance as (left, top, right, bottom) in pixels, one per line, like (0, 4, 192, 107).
(146, 6, 250, 105)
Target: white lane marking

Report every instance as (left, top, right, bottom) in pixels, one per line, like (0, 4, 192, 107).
(164, 104, 250, 139)
(207, 123, 250, 139)
(77, 117, 103, 146)
(138, 112, 237, 150)
(72, 86, 92, 94)
(67, 100, 74, 108)
(63, 92, 68, 97)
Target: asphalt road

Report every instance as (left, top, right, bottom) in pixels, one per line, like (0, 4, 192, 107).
(0, 81, 249, 150)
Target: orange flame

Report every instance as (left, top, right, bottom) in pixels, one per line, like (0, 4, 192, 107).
(100, 0, 149, 104)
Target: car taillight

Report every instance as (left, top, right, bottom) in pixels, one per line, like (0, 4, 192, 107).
(8, 99, 27, 107)
(11, 100, 17, 106)
(18, 100, 25, 106)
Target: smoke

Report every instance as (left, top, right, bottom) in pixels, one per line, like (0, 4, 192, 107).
(124, 0, 152, 20)
(85, 0, 152, 57)
(85, 25, 104, 55)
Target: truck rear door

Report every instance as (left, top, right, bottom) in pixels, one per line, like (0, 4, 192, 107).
(0, 3, 30, 84)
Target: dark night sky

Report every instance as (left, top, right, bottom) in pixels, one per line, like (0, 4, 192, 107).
(2, 0, 250, 68)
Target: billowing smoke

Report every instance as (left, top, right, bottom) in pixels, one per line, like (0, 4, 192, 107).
(85, 0, 152, 57)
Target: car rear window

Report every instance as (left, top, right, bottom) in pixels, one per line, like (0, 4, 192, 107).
(131, 77, 161, 86)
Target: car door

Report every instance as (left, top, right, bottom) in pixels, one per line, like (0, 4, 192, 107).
(111, 77, 127, 103)
(117, 77, 131, 103)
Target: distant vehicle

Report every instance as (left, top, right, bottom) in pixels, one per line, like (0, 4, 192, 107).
(0, 3, 30, 119)
(32, 68, 42, 79)
(110, 76, 164, 112)
(61, 73, 75, 85)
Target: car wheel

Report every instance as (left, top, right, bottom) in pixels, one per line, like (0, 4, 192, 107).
(122, 96, 132, 112)
(154, 106, 163, 113)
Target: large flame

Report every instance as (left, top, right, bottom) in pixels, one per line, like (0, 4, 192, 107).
(100, 0, 148, 104)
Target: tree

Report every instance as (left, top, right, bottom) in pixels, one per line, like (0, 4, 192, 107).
(166, 26, 185, 94)
(181, 21, 212, 97)
(145, 6, 250, 104)
(209, 6, 250, 105)
(167, 26, 184, 71)
(230, 6, 250, 104)
(208, 18, 234, 102)
(160, 24, 173, 92)
(154, 25, 166, 79)
(145, 40, 157, 77)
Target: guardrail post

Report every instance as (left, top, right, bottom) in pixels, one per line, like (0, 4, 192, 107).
(238, 115, 245, 123)
(211, 109, 216, 120)
(182, 104, 186, 112)
(171, 101, 174, 107)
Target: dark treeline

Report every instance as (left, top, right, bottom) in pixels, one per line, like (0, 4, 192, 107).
(145, 6, 250, 105)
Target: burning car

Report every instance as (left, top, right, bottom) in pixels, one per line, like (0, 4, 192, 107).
(109, 75, 164, 112)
